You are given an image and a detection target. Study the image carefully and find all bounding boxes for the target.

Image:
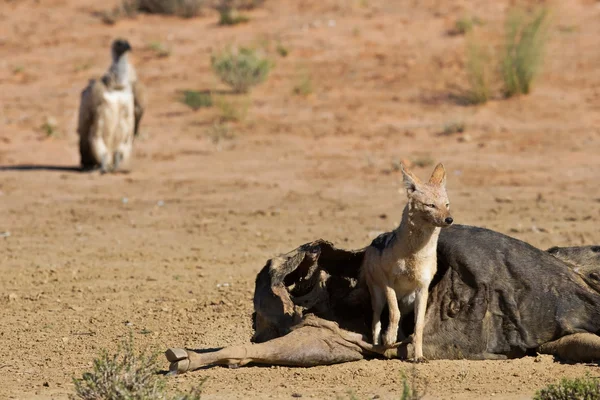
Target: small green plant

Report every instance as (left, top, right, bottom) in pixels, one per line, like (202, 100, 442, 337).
(455, 17, 474, 35)
(13, 65, 24, 74)
(71, 334, 206, 400)
(137, 0, 204, 18)
(74, 62, 92, 72)
(464, 37, 492, 104)
(71, 335, 165, 400)
(412, 154, 434, 168)
(340, 369, 424, 400)
(207, 122, 235, 145)
(276, 42, 289, 57)
(120, 0, 140, 15)
(534, 375, 600, 400)
(216, 0, 250, 25)
(501, 6, 550, 97)
(441, 121, 466, 136)
(557, 25, 577, 33)
(42, 117, 58, 137)
(148, 41, 171, 58)
(449, 16, 483, 36)
(400, 367, 425, 400)
(99, 0, 204, 23)
(214, 95, 248, 122)
(181, 90, 212, 110)
(211, 46, 272, 93)
(230, 0, 265, 10)
(98, 0, 139, 24)
(293, 73, 313, 96)
(218, 7, 249, 25)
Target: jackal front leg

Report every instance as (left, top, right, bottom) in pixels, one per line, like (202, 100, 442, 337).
(412, 287, 429, 362)
(383, 286, 401, 347)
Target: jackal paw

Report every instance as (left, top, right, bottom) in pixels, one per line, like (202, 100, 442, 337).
(410, 356, 428, 364)
(100, 155, 110, 174)
(113, 152, 123, 171)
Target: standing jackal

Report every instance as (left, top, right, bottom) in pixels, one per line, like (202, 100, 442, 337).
(361, 162, 453, 362)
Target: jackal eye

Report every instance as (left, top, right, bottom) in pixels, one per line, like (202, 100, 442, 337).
(426, 203, 436, 208)
(445, 203, 450, 209)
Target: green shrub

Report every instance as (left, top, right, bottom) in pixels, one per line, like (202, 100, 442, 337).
(215, 0, 254, 25)
(464, 37, 492, 104)
(441, 121, 466, 136)
(136, 0, 204, 17)
(148, 41, 171, 58)
(214, 95, 249, 122)
(71, 335, 205, 400)
(207, 122, 235, 145)
(501, 6, 550, 97)
(181, 90, 213, 110)
(276, 42, 289, 57)
(211, 47, 272, 93)
(99, 0, 266, 23)
(71, 336, 165, 400)
(534, 376, 600, 400)
(218, 8, 249, 25)
(216, 0, 264, 10)
(293, 73, 313, 96)
(455, 17, 474, 35)
(452, 16, 483, 36)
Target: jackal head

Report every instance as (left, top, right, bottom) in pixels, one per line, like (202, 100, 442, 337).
(401, 162, 453, 228)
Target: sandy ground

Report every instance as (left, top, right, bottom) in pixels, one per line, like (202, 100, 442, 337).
(1, 0, 600, 398)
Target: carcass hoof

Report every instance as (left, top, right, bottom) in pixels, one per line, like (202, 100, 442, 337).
(166, 348, 191, 374)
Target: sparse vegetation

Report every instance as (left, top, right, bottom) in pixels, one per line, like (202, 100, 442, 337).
(181, 90, 213, 110)
(501, 6, 550, 97)
(13, 65, 24, 74)
(218, 7, 249, 25)
(412, 154, 434, 168)
(134, 0, 204, 17)
(340, 369, 424, 400)
(399, 368, 425, 400)
(276, 42, 289, 57)
(451, 16, 483, 36)
(441, 121, 466, 136)
(454, 17, 474, 35)
(214, 95, 248, 122)
(534, 375, 600, 400)
(99, 0, 265, 23)
(74, 62, 92, 72)
(99, 0, 204, 24)
(207, 122, 235, 145)
(99, 0, 139, 24)
(215, 0, 267, 25)
(148, 41, 171, 58)
(557, 25, 577, 33)
(42, 117, 58, 137)
(464, 37, 492, 104)
(71, 335, 205, 400)
(211, 46, 272, 93)
(293, 72, 313, 96)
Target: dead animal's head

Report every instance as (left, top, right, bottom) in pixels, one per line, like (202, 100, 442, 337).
(547, 245, 600, 292)
(111, 38, 132, 60)
(401, 162, 453, 228)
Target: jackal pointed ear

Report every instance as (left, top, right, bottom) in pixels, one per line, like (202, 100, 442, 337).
(401, 162, 421, 195)
(429, 163, 447, 186)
